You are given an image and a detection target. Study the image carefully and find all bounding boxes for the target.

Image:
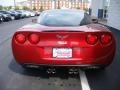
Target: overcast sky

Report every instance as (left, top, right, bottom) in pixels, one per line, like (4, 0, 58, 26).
(0, 0, 27, 6)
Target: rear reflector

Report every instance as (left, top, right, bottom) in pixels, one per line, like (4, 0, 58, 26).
(15, 34, 26, 44)
(29, 34, 40, 44)
(86, 34, 98, 45)
(101, 34, 112, 45)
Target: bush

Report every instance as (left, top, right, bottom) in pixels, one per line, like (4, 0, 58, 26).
(0, 5, 3, 10)
(39, 6, 43, 12)
(33, 7, 36, 11)
(22, 6, 30, 10)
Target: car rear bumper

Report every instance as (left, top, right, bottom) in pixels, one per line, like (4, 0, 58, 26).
(21, 64, 107, 69)
(14, 48, 115, 67)
(12, 31, 116, 67)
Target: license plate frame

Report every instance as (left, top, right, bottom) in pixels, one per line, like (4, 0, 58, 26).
(53, 48, 72, 58)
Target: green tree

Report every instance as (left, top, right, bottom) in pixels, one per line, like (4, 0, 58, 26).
(3, 6, 8, 10)
(83, 8, 89, 13)
(57, 1, 60, 9)
(33, 6, 36, 11)
(39, 6, 43, 12)
(15, 6, 20, 10)
(0, 5, 3, 10)
(8, 6, 12, 10)
(22, 6, 30, 10)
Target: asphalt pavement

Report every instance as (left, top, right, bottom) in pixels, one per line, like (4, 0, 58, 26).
(0, 17, 120, 90)
(86, 27, 120, 90)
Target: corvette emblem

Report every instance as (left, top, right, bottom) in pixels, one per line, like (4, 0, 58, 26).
(56, 34, 69, 40)
(58, 41, 67, 44)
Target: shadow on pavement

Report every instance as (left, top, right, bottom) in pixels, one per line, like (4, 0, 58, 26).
(8, 59, 79, 79)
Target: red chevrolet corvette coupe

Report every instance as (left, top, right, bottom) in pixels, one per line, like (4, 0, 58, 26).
(12, 9, 116, 70)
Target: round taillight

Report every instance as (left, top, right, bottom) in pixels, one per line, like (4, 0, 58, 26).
(101, 34, 112, 45)
(86, 34, 98, 45)
(15, 34, 26, 44)
(29, 34, 40, 44)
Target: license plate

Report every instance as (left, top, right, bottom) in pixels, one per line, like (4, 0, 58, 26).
(53, 48, 72, 58)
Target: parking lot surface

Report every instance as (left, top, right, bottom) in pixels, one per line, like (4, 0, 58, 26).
(0, 17, 120, 90)
(86, 26, 120, 90)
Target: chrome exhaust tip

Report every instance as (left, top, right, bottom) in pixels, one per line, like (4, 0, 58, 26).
(46, 68, 56, 74)
(69, 68, 78, 75)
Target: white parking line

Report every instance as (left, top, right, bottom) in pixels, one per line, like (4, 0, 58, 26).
(79, 69, 90, 90)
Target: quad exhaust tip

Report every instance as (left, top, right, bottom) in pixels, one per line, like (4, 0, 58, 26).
(69, 68, 79, 75)
(46, 68, 79, 75)
(25, 65, 79, 75)
(46, 68, 56, 74)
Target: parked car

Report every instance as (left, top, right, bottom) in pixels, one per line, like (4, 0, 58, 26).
(20, 11, 35, 17)
(23, 10, 31, 17)
(7, 11, 22, 20)
(15, 10, 26, 18)
(0, 11, 12, 21)
(0, 13, 3, 23)
(35, 11, 41, 16)
(12, 9, 116, 70)
(29, 11, 36, 17)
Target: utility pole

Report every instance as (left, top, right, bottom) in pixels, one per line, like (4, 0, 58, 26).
(58, 0, 60, 9)
(52, 0, 56, 9)
(14, 0, 16, 9)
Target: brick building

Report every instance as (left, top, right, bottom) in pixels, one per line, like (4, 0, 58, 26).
(28, 0, 90, 11)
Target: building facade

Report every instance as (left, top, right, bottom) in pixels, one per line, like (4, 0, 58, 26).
(107, 0, 120, 30)
(91, 0, 120, 30)
(28, 0, 90, 11)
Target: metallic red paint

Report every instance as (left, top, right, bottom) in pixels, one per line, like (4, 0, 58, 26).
(86, 34, 98, 45)
(15, 34, 26, 44)
(28, 34, 40, 44)
(12, 24, 116, 68)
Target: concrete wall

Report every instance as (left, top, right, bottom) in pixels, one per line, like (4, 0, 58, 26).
(107, 0, 120, 30)
(91, 0, 105, 18)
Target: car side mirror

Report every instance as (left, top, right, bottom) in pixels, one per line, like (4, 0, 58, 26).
(91, 16, 98, 23)
(32, 19, 37, 23)
(92, 18, 98, 23)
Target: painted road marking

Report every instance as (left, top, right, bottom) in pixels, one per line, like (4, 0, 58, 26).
(79, 69, 90, 90)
